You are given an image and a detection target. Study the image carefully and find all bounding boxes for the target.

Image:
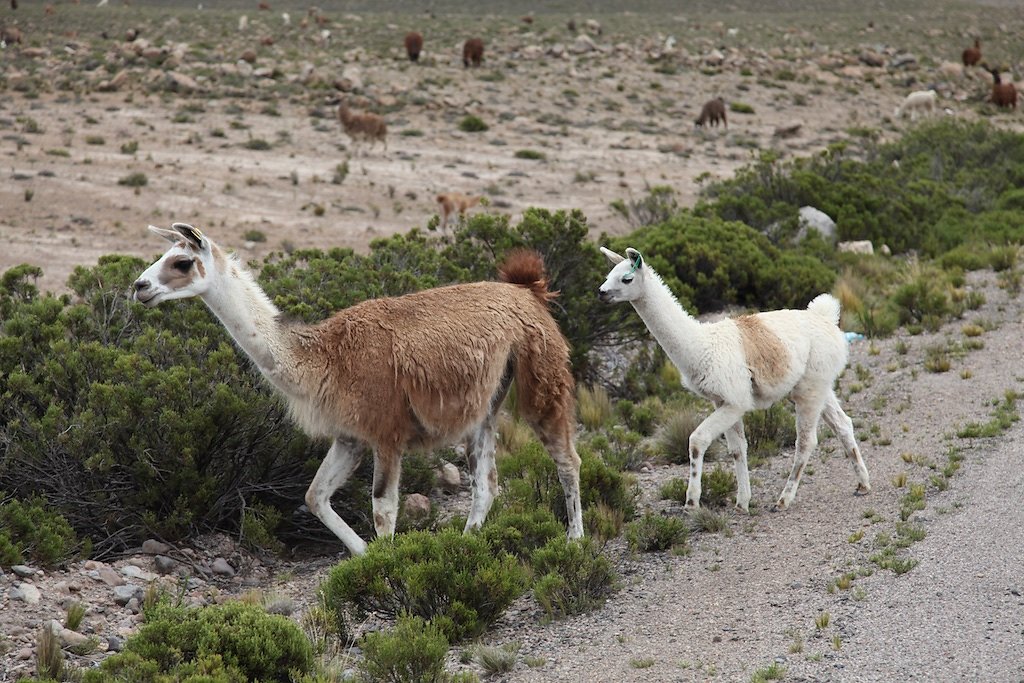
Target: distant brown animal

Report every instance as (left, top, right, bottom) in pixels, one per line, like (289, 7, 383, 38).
(44, 3, 55, 15)
(695, 97, 727, 128)
(338, 100, 387, 151)
(521, 16, 533, 24)
(260, 35, 274, 46)
(988, 68, 1018, 109)
(10, 0, 17, 10)
(1, 26, 23, 45)
(436, 192, 481, 229)
(463, 38, 484, 68)
(258, 1, 270, 10)
(404, 31, 423, 62)
(962, 38, 981, 67)
(132, 224, 584, 557)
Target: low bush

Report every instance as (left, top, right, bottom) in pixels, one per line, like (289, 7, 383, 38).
(359, 615, 450, 683)
(83, 601, 314, 682)
(0, 495, 83, 568)
(660, 466, 737, 508)
(625, 513, 689, 552)
(321, 529, 528, 642)
(480, 508, 562, 560)
(531, 537, 616, 618)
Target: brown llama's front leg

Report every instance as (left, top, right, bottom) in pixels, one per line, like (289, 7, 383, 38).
(305, 438, 368, 556)
(372, 447, 402, 539)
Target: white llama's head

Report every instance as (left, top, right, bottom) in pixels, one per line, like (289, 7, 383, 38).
(133, 223, 216, 306)
(598, 246, 648, 303)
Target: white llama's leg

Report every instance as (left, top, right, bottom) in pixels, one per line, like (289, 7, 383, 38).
(305, 439, 368, 556)
(464, 417, 499, 532)
(776, 394, 827, 509)
(724, 420, 751, 512)
(686, 405, 745, 508)
(821, 391, 871, 494)
(371, 447, 402, 539)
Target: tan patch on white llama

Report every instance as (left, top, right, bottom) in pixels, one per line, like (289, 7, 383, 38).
(735, 315, 789, 393)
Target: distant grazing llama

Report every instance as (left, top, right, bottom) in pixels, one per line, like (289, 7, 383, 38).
(695, 97, 727, 129)
(895, 89, 938, 120)
(463, 37, 484, 67)
(987, 67, 1018, 109)
(404, 31, 423, 62)
(338, 100, 387, 152)
(962, 38, 981, 68)
(598, 247, 870, 511)
(436, 192, 480, 229)
(133, 224, 584, 556)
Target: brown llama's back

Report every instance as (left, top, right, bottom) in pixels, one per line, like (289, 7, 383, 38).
(291, 277, 574, 451)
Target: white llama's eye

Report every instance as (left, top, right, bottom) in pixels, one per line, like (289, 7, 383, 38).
(621, 274, 634, 284)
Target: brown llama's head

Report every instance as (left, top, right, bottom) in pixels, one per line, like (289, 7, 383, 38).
(133, 223, 219, 306)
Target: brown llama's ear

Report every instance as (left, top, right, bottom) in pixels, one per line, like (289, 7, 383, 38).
(172, 223, 205, 250)
(600, 246, 625, 265)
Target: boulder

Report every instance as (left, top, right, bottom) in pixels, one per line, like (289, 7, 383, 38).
(798, 205, 837, 241)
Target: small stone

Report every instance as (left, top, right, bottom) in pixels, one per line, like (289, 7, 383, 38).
(438, 463, 461, 492)
(94, 566, 125, 587)
(404, 493, 431, 520)
(120, 565, 156, 582)
(211, 558, 235, 577)
(11, 564, 37, 578)
(16, 647, 32, 661)
(10, 583, 41, 605)
(141, 539, 171, 555)
(112, 585, 143, 606)
(106, 635, 124, 653)
(154, 555, 178, 575)
(59, 628, 91, 648)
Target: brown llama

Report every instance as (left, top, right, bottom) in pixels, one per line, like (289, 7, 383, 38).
(132, 224, 585, 557)
(695, 96, 727, 128)
(10, 0, 17, 10)
(436, 192, 481, 229)
(463, 37, 484, 68)
(404, 31, 423, 62)
(338, 100, 387, 152)
(962, 38, 981, 68)
(988, 68, 1018, 109)
(1, 26, 23, 45)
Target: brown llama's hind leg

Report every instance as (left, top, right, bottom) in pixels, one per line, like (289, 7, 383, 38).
(371, 446, 402, 540)
(306, 438, 368, 556)
(464, 414, 500, 532)
(534, 411, 584, 539)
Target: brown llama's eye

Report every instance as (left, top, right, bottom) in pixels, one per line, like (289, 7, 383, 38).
(173, 259, 194, 273)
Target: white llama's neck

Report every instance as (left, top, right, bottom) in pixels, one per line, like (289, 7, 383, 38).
(631, 268, 705, 379)
(200, 254, 295, 387)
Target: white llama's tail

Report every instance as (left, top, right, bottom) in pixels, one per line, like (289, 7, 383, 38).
(807, 293, 841, 326)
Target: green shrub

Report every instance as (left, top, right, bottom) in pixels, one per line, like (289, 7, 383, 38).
(321, 529, 528, 642)
(625, 513, 689, 552)
(480, 508, 562, 560)
(660, 467, 736, 508)
(531, 537, 616, 618)
(0, 495, 82, 568)
(117, 172, 148, 187)
(359, 615, 449, 683)
(743, 404, 796, 466)
(83, 601, 314, 682)
(458, 115, 488, 133)
(514, 149, 545, 160)
(243, 138, 272, 150)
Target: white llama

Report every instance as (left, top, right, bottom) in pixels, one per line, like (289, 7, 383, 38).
(598, 247, 870, 511)
(132, 223, 584, 556)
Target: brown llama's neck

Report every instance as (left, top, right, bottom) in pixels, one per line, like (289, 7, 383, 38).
(200, 250, 300, 392)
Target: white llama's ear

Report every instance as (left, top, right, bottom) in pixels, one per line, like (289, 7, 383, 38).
(600, 246, 625, 265)
(171, 223, 205, 250)
(624, 248, 644, 270)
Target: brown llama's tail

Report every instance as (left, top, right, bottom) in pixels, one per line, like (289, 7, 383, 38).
(498, 248, 558, 303)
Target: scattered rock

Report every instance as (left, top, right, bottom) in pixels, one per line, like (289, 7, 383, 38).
(163, 71, 200, 93)
(798, 205, 837, 241)
(120, 565, 156, 582)
(438, 463, 461, 492)
(10, 583, 41, 605)
(92, 566, 125, 587)
(106, 635, 124, 653)
(837, 239, 874, 255)
(141, 539, 171, 555)
(112, 585, 143, 606)
(704, 49, 725, 67)
(211, 558, 235, 577)
(10, 565, 36, 578)
(404, 493, 431, 520)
